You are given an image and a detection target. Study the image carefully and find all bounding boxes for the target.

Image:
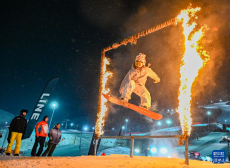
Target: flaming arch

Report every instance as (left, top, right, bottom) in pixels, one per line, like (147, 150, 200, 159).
(94, 6, 210, 146)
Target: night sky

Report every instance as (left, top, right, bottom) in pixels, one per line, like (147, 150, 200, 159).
(1, 0, 230, 130)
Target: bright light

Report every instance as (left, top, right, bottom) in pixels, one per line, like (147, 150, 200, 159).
(92, 127, 95, 130)
(51, 102, 57, 108)
(176, 6, 210, 139)
(171, 109, 174, 112)
(125, 119, 128, 122)
(61, 123, 63, 125)
(70, 123, 73, 126)
(84, 127, 88, 130)
(150, 147, 157, 154)
(211, 101, 213, 103)
(220, 99, 222, 102)
(5, 122, 7, 124)
(157, 121, 161, 126)
(134, 149, 139, 153)
(207, 111, 211, 115)
(112, 128, 114, 130)
(122, 126, 125, 129)
(160, 147, 168, 154)
(166, 120, 171, 124)
(167, 109, 170, 112)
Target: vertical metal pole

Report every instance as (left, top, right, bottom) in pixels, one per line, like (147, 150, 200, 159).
(49, 107, 55, 130)
(130, 138, 134, 158)
(185, 137, 189, 165)
(94, 139, 98, 156)
(95, 50, 105, 137)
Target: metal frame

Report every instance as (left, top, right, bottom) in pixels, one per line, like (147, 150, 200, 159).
(94, 17, 190, 166)
(94, 135, 189, 165)
(95, 18, 177, 138)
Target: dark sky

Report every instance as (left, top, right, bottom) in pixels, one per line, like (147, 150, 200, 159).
(0, 0, 230, 129)
(0, 0, 144, 126)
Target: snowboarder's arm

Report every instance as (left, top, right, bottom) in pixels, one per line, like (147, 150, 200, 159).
(48, 129, 53, 140)
(126, 69, 136, 82)
(48, 129, 52, 136)
(148, 68, 160, 83)
(22, 120, 27, 138)
(9, 117, 16, 132)
(119, 68, 135, 94)
(35, 122, 41, 137)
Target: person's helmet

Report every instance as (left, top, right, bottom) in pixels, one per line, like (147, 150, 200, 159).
(135, 53, 146, 68)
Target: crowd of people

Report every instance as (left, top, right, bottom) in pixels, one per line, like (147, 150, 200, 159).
(4, 109, 63, 156)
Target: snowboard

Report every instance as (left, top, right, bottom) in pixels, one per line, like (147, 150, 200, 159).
(102, 93, 163, 120)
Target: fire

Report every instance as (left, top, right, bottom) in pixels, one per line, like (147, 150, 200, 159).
(176, 6, 210, 139)
(95, 56, 113, 136)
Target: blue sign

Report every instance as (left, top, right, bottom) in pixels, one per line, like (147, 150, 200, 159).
(212, 150, 225, 164)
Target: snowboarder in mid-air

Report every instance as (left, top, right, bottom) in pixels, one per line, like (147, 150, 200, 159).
(119, 53, 160, 110)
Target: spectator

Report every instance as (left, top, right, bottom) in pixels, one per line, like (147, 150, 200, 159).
(101, 152, 106, 156)
(31, 116, 49, 156)
(42, 123, 63, 156)
(5, 109, 28, 156)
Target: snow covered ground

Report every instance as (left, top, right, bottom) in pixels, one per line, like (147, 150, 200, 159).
(176, 132, 230, 159)
(0, 154, 229, 168)
(0, 128, 117, 156)
(1, 123, 230, 160)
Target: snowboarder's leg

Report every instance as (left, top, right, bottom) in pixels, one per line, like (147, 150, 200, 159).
(47, 144, 57, 156)
(133, 85, 151, 109)
(42, 143, 52, 156)
(31, 136, 40, 156)
(120, 80, 135, 101)
(36, 137, 46, 156)
(6, 132, 17, 154)
(14, 133, 22, 155)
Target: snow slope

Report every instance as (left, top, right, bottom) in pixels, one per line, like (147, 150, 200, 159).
(0, 155, 229, 168)
(176, 132, 230, 158)
(1, 124, 228, 158)
(0, 109, 14, 127)
(0, 128, 117, 156)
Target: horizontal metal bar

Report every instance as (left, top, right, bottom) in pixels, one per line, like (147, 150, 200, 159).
(102, 18, 177, 53)
(97, 135, 181, 139)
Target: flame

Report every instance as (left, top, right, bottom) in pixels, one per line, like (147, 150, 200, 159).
(176, 6, 210, 137)
(95, 57, 113, 136)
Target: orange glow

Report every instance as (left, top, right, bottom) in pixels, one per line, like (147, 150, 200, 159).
(95, 57, 113, 136)
(176, 6, 210, 137)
